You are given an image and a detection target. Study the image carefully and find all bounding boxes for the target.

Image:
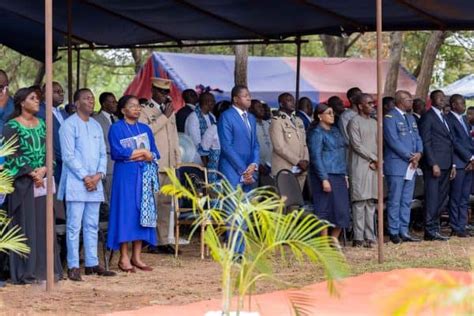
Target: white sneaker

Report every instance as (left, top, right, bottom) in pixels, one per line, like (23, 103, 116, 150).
(168, 237, 190, 245)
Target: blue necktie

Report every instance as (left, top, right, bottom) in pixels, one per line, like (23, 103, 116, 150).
(242, 112, 251, 137)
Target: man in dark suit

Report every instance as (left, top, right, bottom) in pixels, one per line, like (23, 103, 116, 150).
(419, 90, 456, 241)
(296, 97, 313, 130)
(445, 94, 473, 238)
(383, 90, 423, 244)
(37, 81, 68, 186)
(93, 92, 118, 207)
(176, 89, 198, 133)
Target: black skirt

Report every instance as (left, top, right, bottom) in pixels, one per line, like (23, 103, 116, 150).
(310, 173, 350, 229)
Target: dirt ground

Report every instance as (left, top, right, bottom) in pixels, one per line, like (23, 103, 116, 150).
(0, 235, 472, 316)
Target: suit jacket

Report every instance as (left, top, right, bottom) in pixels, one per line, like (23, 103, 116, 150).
(383, 108, 423, 176)
(445, 112, 474, 168)
(295, 110, 311, 130)
(270, 111, 309, 177)
(93, 111, 117, 175)
(176, 104, 194, 133)
(218, 107, 259, 190)
(419, 108, 454, 170)
(139, 99, 181, 172)
(37, 102, 68, 163)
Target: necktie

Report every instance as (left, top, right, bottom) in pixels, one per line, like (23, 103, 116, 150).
(441, 115, 450, 132)
(242, 112, 251, 137)
(403, 114, 411, 133)
(110, 114, 116, 124)
(461, 117, 469, 135)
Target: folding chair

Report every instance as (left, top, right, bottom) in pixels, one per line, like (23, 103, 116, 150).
(173, 163, 209, 259)
(275, 169, 315, 215)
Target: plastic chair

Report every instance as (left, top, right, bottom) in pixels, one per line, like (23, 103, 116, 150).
(275, 169, 315, 215)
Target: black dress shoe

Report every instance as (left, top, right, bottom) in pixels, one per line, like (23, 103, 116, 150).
(352, 240, 364, 248)
(85, 265, 116, 277)
(450, 231, 468, 238)
(67, 268, 83, 282)
(424, 232, 449, 241)
(147, 245, 179, 255)
(400, 234, 421, 242)
(389, 234, 402, 244)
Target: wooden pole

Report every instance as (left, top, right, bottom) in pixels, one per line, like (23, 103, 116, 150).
(67, 0, 73, 104)
(295, 36, 302, 102)
(45, 0, 55, 291)
(376, 0, 384, 264)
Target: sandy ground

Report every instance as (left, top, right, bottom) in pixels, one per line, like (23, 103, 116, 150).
(0, 235, 472, 315)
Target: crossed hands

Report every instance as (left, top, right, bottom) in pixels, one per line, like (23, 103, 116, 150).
(83, 174, 102, 192)
(409, 152, 422, 169)
(29, 167, 47, 188)
(242, 164, 257, 185)
(130, 149, 154, 162)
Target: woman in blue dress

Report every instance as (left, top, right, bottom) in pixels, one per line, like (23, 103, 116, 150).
(107, 95, 160, 272)
(307, 104, 350, 245)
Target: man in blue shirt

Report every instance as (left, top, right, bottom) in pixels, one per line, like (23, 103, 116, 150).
(59, 88, 116, 281)
(383, 90, 423, 244)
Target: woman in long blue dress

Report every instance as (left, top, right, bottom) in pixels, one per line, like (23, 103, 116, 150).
(107, 95, 160, 272)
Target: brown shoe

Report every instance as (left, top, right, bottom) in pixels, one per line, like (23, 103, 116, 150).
(85, 265, 117, 277)
(68, 268, 83, 282)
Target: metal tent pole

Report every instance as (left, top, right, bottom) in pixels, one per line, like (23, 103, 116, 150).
(295, 36, 302, 102)
(76, 48, 81, 91)
(376, 0, 384, 264)
(45, 0, 55, 291)
(67, 0, 73, 104)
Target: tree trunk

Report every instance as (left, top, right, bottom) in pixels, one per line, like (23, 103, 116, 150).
(130, 48, 143, 74)
(33, 61, 45, 86)
(320, 35, 347, 57)
(415, 31, 447, 98)
(234, 44, 248, 86)
(384, 32, 404, 97)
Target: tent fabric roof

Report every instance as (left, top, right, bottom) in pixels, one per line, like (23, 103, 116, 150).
(125, 52, 417, 107)
(442, 74, 474, 98)
(0, 1, 473, 60)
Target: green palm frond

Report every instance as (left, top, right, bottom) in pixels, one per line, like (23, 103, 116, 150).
(287, 291, 314, 316)
(0, 135, 19, 158)
(161, 168, 349, 315)
(385, 269, 474, 315)
(0, 170, 15, 194)
(0, 210, 30, 256)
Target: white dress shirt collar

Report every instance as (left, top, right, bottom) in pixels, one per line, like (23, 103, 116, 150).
(394, 106, 406, 116)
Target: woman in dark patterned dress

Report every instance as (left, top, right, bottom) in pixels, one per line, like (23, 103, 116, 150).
(3, 87, 62, 284)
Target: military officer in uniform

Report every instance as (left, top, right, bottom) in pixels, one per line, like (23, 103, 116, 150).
(139, 77, 181, 254)
(383, 90, 423, 244)
(270, 92, 309, 190)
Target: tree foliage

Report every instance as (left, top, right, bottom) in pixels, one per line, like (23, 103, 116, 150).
(0, 31, 472, 100)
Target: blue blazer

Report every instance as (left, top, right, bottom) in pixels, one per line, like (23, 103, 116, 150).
(419, 108, 454, 170)
(445, 112, 474, 169)
(296, 111, 311, 130)
(383, 108, 423, 176)
(217, 107, 259, 190)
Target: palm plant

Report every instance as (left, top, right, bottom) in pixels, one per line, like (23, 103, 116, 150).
(0, 136, 29, 256)
(161, 168, 348, 315)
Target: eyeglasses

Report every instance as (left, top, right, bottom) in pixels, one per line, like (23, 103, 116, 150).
(0, 85, 8, 91)
(125, 104, 141, 109)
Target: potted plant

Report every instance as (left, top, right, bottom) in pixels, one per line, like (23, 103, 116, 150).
(161, 169, 348, 316)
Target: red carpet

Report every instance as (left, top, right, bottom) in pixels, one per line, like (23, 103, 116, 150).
(108, 268, 471, 316)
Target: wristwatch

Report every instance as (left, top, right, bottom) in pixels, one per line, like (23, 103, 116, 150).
(99, 172, 106, 180)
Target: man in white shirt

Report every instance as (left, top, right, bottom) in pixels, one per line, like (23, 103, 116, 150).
(184, 92, 219, 166)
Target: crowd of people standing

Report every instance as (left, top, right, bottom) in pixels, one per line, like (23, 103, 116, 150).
(0, 67, 472, 286)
